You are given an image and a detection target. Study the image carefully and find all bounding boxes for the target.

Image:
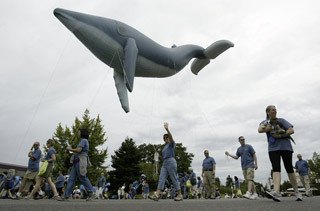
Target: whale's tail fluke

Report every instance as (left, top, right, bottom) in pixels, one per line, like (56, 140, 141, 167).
(191, 40, 234, 75)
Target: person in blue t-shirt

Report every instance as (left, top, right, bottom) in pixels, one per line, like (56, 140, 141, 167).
(26, 139, 62, 200)
(16, 141, 42, 198)
(64, 128, 95, 201)
(150, 122, 183, 201)
(295, 154, 311, 196)
(225, 136, 258, 199)
(258, 105, 302, 202)
(55, 171, 65, 196)
(202, 150, 216, 199)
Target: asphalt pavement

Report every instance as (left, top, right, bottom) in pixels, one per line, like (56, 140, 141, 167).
(0, 196, 319, 211)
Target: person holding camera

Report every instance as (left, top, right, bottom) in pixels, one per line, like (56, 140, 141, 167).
(258, 105, 302, 202)
(63, 128, 95, 201)
(16, 142, 42, 198)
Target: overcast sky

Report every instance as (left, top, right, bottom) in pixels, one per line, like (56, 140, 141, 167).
(1, 0, 320, 185)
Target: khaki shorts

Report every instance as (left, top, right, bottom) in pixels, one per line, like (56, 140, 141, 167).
(243, 168, 254, 181)
(24, 170, 38, 180)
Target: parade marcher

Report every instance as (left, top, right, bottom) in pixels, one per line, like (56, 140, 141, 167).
(196, 176, 203, 198)
(295, 154, 311, 196)
(202, 150, 216, 199)
(142, 180, 150, 199)
(225, 136, 258, 200)
(16, 142, 42, 198)
(188, 167, 197, 198)
(26, 139, 62, 200)
(63, 128, 95, 201)
(97, 173, 106, 199)
(55, 171, 65, 196)
(258, 105, 302, 202)
(149, 122, 183, 201)
(234, 176, 242, 198)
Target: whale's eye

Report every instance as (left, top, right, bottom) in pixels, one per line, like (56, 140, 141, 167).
(117, 25, 127, 36)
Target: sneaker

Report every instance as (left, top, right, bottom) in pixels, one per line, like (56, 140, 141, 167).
(243, 191, 252, 199)
(61, 196, 70, 201)
(16, 192, 21, 199)
(265, 190, 281, 202)
(174, 194, 183, 201)
(24, 196, 34, 200)
(305, 190, 312, 197)
(249, 193, 258, 200)
(149, 193, 160, 201)
(295, 192, 303, 201)
(53, 195, 63, 201)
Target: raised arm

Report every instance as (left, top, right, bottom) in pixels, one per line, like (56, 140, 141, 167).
(164, 122, 174, 142)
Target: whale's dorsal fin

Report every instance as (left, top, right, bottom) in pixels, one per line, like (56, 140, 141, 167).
(113, 70, 130, 113)
(123, 38, 138, 92)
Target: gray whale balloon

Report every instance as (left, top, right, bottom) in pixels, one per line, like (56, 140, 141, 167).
(54, 8, 234, 113)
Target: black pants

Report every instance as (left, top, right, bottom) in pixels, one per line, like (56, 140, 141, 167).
(268, 150, 294, 173)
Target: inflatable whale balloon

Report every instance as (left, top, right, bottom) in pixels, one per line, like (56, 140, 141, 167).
(54, 8, 234, 113)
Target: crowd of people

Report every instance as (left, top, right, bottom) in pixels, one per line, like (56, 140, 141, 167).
(0, 105, 313, 202)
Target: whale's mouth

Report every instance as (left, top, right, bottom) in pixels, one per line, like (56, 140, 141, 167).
(54, 8, 79, 32)
(53, 8, 70, 22)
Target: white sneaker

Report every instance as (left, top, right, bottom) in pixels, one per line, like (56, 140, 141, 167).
(265, 190, 281, 202)
(243, 191, 252, 199)
(249, 193, 258, 200)
(295, 192, 303, 201)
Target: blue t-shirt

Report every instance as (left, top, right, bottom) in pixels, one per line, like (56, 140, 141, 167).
(236, 144, 255, 169)
(260, 118, 293, 152)
(202, 156, 216, 170)
(28, 148, 42, 172)
(55, 175, 65, 188)
(234, 179, 240, 188)
(143, 183, 149, 194)
(162, 141, 175, 159)
(45, 147, 56, 161)
(295, 159, 309, 176)
(98, 176, 106, 188)
(77, 138, 89, 154)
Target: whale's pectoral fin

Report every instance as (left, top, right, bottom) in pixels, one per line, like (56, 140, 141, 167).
(191, 40, 234, 75)
(113, 70, 130, 113)
(123, 38, 138, 92)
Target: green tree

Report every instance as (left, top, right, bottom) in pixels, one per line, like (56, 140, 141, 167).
(281, 180, 292, 192)
(138, 142, 194, 191)
(174, 143, 194, 174)
(109, 137, 142, 192)
(215, 177, 221, 187)
(137, 143, 160, 190)
(308, 152, 320, 195)
(51, 109, 108, 183)
(138, 143, 194, 175)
